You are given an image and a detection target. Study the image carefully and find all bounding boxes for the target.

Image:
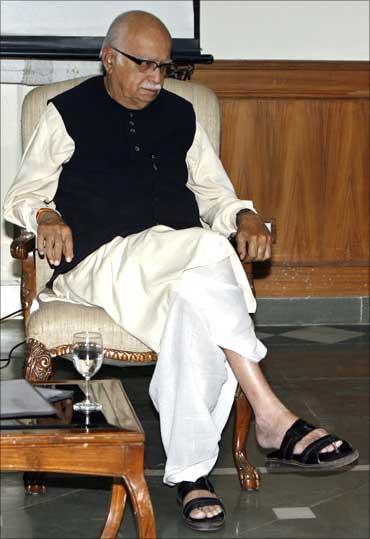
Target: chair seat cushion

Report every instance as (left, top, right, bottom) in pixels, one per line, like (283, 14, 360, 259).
(27, 291, 153, 359)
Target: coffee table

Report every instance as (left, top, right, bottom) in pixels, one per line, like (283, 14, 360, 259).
(0, 379, 156, 539)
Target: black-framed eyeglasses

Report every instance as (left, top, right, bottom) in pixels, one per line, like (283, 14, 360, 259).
(111, 47, 177, 77)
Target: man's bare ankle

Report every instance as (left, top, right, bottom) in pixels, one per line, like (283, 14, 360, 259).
(255, 409, 298, 448)
(255, 407, 293, 431)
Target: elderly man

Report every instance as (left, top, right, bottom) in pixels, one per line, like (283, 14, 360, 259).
(4, 10, 358, 533)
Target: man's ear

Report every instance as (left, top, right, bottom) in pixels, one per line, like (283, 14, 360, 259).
(101, 47, 114, 74)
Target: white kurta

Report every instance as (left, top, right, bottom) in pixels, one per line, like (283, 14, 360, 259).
(4, 100, 258, 352)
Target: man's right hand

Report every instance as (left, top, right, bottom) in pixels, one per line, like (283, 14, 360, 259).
(37, 210, 74, 266)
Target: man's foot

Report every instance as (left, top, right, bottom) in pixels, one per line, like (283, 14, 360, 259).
(183, 489, 223, 520)
(256, 411, 358, 470)
(256, 409, 342, 454)
(177, 476, 225, 531)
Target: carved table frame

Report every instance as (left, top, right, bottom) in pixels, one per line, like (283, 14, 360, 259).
(0, 379, 155, 539)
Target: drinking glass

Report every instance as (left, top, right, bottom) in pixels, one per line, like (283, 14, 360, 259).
(72, 331, 104, 412)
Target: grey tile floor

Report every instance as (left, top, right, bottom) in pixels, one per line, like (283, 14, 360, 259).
(1, 320, 369, 538)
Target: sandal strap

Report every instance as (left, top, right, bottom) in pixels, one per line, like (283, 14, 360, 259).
(178, 476, 215, 501)
(280, 419, 316, 460)
(299, 434, 340, 464)
(183, 497, 225, 519)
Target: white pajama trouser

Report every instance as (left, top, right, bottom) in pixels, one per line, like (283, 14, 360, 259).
(150, 259, 266, 485)
(50, 227, 267, 485)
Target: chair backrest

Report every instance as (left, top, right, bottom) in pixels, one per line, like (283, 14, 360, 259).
(21, 76, 221, 292)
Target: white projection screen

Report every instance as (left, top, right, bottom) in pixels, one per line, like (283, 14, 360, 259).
(0, 0, 206, 62)
(1, 1, 194, 38)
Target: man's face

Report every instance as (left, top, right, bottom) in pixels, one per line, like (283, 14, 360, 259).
(103, 26, 172, 110)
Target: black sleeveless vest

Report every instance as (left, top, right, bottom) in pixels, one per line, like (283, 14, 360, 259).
(48, 76, 201, 286)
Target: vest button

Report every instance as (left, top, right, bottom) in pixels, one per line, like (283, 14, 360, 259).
(134, 145, 140, 152)
(130, 128, 136, 134)
(129, 112, 134, 118)
(129, 120, 135, 126)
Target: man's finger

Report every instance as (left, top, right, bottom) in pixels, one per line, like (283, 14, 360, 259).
(52, 237, 63, 266)
(255, 238, 268, 261)
(247, 236, 258, 261)
(235, 235, 248, 261)
(37, 233, 46, 256)
(263, 243, 272, 261)
(63, 234, 74, 263)
(45, 236, 56, 264)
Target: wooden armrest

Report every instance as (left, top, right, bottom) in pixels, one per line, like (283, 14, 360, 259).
(9, 228, 37, 329)
(10, 230, 36, 260)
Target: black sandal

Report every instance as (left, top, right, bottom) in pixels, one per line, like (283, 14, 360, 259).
(177, 476, 225, 532)
(265, 418, 359, 471)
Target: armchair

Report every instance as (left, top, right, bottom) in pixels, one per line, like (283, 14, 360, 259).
(11, 76, 263, 492)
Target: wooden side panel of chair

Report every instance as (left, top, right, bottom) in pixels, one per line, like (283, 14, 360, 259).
(10, 230, 36, 331)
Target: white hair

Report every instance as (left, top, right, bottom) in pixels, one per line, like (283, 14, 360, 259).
(99, 10, 171, 58)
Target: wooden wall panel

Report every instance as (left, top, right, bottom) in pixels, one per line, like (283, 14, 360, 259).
(192, 61, 369, 297)
(252, 266, 369, 297)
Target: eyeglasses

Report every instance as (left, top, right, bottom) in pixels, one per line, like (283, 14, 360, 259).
(111, 47, 177, 77)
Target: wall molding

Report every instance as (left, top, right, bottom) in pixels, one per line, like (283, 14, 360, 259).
(0, 58, 102, 85)
(193, 60, 370, 98)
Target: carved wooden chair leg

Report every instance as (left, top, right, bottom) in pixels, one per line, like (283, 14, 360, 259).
(23, 338, 53, 382)
(23, 472, 47, 495)
(22, 339, 53, 494)
(233, 384, 261, 490)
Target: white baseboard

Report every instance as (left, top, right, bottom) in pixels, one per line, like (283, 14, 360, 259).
(1, 283, 21, 318)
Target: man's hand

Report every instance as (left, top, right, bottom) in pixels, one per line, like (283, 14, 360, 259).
(37, 210, 74, 266)
(235, 211, 271, 263)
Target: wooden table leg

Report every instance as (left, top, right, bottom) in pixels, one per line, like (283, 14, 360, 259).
(123, 470, 156, 539)
(100, 478, 128, 539)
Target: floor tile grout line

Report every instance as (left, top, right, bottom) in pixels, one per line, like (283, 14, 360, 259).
(309, 481, 369, 509)
(143, 464, 370, 476)
(2, 488, 85, 514)
(244, 517, 280, 533)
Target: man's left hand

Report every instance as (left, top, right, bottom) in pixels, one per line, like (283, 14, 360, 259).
(235, 211, 272, 262)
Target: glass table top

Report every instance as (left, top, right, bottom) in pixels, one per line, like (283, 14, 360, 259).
(0, 379, 142, 434)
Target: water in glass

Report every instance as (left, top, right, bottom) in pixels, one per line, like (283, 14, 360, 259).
(72, 331, 103, 412)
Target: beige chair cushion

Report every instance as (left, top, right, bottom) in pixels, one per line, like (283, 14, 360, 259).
(28, 291, 152, 355)
(23, 75, 221, 359)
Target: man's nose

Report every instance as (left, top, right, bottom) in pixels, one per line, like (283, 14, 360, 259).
(150, 66, 162, 83)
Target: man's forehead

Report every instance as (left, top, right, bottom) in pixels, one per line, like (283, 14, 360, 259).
(123, 25, 171, 58)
